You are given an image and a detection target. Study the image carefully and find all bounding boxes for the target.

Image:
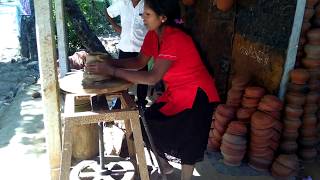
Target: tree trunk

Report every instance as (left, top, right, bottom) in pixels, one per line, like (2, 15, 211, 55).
(65, 0, 108, 53)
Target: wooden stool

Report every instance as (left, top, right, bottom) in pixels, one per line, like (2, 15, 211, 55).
(58, 72, 149, 180)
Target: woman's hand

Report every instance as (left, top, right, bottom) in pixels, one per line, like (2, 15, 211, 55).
(85, 61, 114, 76)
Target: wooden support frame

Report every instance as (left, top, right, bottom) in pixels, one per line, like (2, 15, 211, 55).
(59, 91, 150, 180)
(34, 1, 62, 179)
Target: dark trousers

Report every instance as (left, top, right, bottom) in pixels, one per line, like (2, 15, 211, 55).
(118, 50, 148, 107)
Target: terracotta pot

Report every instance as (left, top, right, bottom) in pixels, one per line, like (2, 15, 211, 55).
(284, 119, 302, 131)
(214, 120, 226, 135)
(250, 146, 274, 157)
(302, 58, 320, 69)
(258, 101, 279, 112)
(210, 120, 215, 129)
(216, 0, 234, 12)
(299, 136, 318, 147)
(216, 104, 236, 119)
(271, 161, 295, 177)
(261, 95, 284, 110)
(307, 0, 319, 8)
(307, 28, 320, 41)
(305, 44, 320, 59)
(221, 144, 246, 157)
(227, 88, 244, 99)
(214, 111, 231, 127)
(299, 148, 318, 160)
(302, 115, 318, 127)
(304, 104, 318, 114)
(222, 139, 247, 151)
(285, 92, 306, 106)
(213, 129, 223, 141)
(308, 68, 320, 79)
(250, 140, 271, 148)
(207, 138, 221, 151)
(273, 120, 283, 132)
(306, 92, 320, 104)
(276, 154, 299, 170)
(308, 80, 320, 91)
(282, 130, 299, 141)
(280, 141, 298, 154)
(241, 97, 260, 108)
(248, 158, 271, 172)
(261, 110, 281, 120)
(290, 68, 310, 84)
(182, 0, 195, 6)
(226, 121, 247, 136)
(304, 8, 315, 21)
(221, 152, 243, 166)
(250, 134, 273, 146)
(300, 127, 317, 137)
(285, 105, 304, 118)
(237, 107, 256, 119)
(287, 83, 309, 94)
(251, 127, 274, 137)
(251, 111, 276, 129)
(209, 129, 214, 138)
(244, 87, 266, 98)
(222, 133, 247, 145)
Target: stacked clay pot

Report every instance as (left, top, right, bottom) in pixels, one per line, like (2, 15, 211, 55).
(208, 104, 236, 151)
(221, 121, 247, 166)
(236, 87, 265, 124)
(249, 109, 283, 172)
(271, 154, 300, 178)
(303, 29, 320, 69)
(226, 75, 250, 107)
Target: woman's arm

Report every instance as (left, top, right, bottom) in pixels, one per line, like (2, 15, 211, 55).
(108, 53, 151, 70)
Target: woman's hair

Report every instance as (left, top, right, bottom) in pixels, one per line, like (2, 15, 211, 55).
(145, 0, 182, 28)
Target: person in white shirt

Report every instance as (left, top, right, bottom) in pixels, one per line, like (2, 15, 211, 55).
(105, 0, 148, 108)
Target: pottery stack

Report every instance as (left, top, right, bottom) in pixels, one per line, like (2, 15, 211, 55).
(221, 121, 247, 166)
(248, 95, 283, 172)
(271, 154, 300, 178)
(207, 104, 236, 151)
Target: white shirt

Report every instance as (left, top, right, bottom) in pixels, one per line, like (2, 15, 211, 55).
(107, 0, 147, 52)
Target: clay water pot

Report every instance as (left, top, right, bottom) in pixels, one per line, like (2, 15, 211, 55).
(237, 107, 256, 119)
(241, 97, 260, 108)
(227, 88, 244, 100)
(248, 157, 271, 172)
(280, 141, 298, 154)
(213, 129, 223, 141)
(258, 101, 279, 112)
(250, 146, 274, 157)
(250, 135, 273, 146)
(302, 58, 320, 69)
(221, 144, 246, 157)
(216, 104, 236, 119)
(305, 44, 320, 59)
(290, 68, 310, 84)
(251, 127, 274, 137)
(182, 0, 195, 6)
(214, 120, 226, 135)
(222, 139, 247, 151)
(276, 154, 299, 170)
(244, 87, 266, 98)
(216, 0, 234, 12)
(251, 111, 276, 129)
(231, 75, 250, 90)
(214, 111, 231, 127)
(208, 138, 221, 151)
(306, 91, 320, 104)
(222, 152, 243, 166)
(285, 105, 304, 118)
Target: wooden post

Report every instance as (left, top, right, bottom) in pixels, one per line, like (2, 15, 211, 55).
(278, 0, 306, 100)
(34, 1, 62, 180)
(55, 0, 69, 77)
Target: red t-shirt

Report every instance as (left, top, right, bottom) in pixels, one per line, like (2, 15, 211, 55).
(141, 26, 220, 116)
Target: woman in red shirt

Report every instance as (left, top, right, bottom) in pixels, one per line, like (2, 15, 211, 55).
(86, 0, 220, 179)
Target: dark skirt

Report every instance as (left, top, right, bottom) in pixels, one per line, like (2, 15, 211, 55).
(142, 88, 215, 165)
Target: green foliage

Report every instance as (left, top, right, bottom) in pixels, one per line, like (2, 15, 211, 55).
(66, 0, 116, 54)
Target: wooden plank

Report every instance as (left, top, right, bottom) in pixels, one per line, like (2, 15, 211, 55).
(55, 0, 69, 77)
(278, 0, 306, 100)
(130, 114, 150, 180)
(59, 119, 73, 180)
(34, 1, 62, 179)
